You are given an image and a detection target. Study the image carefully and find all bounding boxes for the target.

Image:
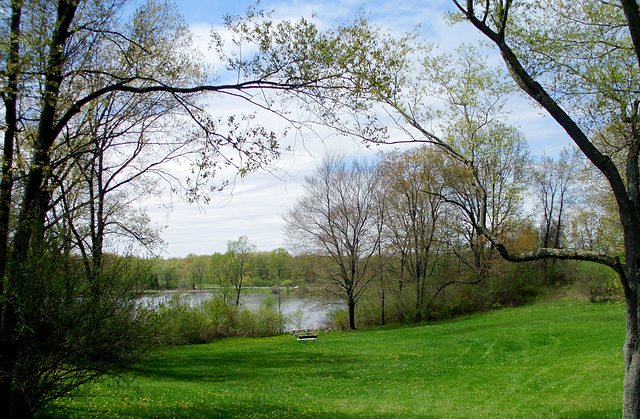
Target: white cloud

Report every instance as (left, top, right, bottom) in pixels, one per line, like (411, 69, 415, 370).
(144, 0, 570, 258)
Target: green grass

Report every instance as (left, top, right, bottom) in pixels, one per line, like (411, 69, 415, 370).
(40, 299, 625, 418)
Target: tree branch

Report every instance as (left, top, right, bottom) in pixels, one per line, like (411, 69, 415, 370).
(475, 224, 629, 293)
(455, 1, 631, 218)
(621, 0, 640, 70)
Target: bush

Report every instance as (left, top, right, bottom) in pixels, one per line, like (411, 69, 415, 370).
(288, 308, 308, 330)
(201, 295, 239, 337)
(0, 249, 154, 417)
(149, 294, 288, 343)
(152, 294, 212, 344)
(573, 262, 622, 302)
(429, 285, 482, 319)
(236, 296, 286, 337)
(488, 263, 544, 308)
(352, 294, 382, 327)
(325, 309, 350, 330)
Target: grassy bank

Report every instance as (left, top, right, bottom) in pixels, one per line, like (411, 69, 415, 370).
(41, 299, 625, 418)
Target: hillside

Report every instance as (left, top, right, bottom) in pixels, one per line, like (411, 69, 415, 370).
(42, 299, 625, 418)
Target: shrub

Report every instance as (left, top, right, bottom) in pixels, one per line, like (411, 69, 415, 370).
(0, 249, 154, 417)
(152, 294, 211, 344)
(201, 295, 239, 337)
(288, 308, 308, 330)
(237, 296, 286, 337)
(574, 262, 622, 302)
(353, 294, 382, 327)
(488, 262, 544, 308)
(325, 309, 350, 330)
(149, 293, 288, 343)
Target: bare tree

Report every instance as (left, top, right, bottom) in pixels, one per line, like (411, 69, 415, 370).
(532, 148, 582, 250)
(285, 155, 382, 330)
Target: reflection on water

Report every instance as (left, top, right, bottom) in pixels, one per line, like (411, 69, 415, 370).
(140, 291, 331, 330)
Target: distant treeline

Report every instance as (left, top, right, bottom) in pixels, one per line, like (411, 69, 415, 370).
(148, 247, 301, 291)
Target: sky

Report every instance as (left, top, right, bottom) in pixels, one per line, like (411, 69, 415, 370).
(141, 0, 572, 258)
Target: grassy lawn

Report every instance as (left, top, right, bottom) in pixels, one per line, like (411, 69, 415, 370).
(40, 299, 625, 418)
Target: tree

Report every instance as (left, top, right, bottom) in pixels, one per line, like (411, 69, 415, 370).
(226, 236, 256, 306)
(268, 248, 292, 284)
(185, 254, 208, 290)
(285, 155, 383, 330)
(208, 252, 233, 303)
(379, 147, 447, 320)
(0, 1, 386, 415)
(568, 164, 624, 256)
(444, 1, 640, 416)
(532, 148, 582, 250)
(372, 45, 531, 293)
(441, 120, 530, 287)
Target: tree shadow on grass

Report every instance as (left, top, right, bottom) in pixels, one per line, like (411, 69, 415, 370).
(128, 340, 357, 383)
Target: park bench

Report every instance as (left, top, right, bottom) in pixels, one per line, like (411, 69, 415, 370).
(292, 329, 318, 342)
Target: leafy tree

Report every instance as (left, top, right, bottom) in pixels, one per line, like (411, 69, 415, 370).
(250, 251, 271, 285)
(208, 252, 234, 303)
(439, 121, 530, 287)
(379, 147, 447, 320)
(568, 165, 624, 256)
(0, 1, 379, 415)
(444, 1, 640, 415)
(268, 248, 292, 284)
(289, 253, 321, 287)
(185, 254, 209, 290)
(226, 236, 256, 306)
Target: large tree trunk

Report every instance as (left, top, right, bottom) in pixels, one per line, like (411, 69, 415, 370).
(0, 1, 21, 285)
(622, 230, 640, 417)
(623, 287, 640, 417)
(348, 295, 356, 330)
(0, 6, 21, 398)
(0, 3, 78, 415)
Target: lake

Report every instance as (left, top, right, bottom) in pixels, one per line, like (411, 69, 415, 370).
(140, 290, 332, 330)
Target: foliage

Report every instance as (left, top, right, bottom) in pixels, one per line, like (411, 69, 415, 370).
(572, 262, 623, 303)
(151, 294, 212, 345)
(2, 244, 154, 416)
(324, 308, 351, 331)
(226, 236, 257, 305)
(379, 147, 448, 321)
(237, 296, 287, 337)
(148, 292, 288, 344)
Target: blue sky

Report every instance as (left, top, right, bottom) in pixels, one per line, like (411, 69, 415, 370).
(144, 0, 572, 258)
(174, 0, 455, 28)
